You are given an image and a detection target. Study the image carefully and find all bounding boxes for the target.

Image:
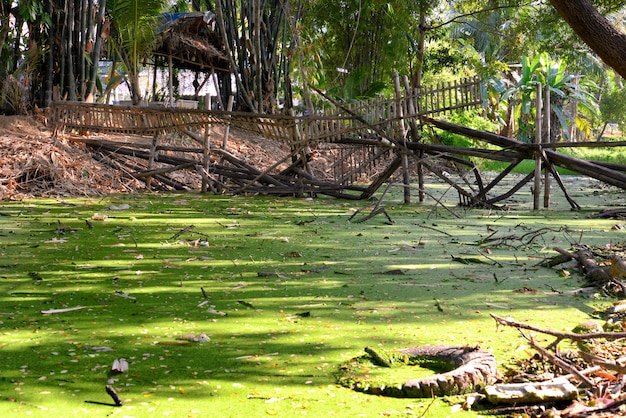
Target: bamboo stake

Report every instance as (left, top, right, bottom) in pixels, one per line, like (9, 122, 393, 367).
(544, 85, 551, 208)
(533, 83, 542, 210)
(403, 75, 424, 202)
(222, 95, 235, 149)
(202, 96, 212, 193)
(394, 72, 410, 204)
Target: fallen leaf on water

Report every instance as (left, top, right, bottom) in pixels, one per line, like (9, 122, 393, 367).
(375, 269, 405, 275)
(109, 204, 130, 211)
(207, 307, 227, 316)
(280, 251, 302, 257)
(111, 358, 129, 373)
(513, 287, 538, 294)
(176, 333, 210, 343)
(90, 346, 114, 352)
(44, 238, 67, 243)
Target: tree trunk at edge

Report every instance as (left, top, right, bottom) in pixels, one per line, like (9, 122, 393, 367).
(550, 0, 626, 79)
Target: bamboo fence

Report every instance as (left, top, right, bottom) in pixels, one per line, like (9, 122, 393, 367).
(49, 76, 626, 208)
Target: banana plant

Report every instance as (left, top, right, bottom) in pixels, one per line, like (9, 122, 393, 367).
(501, 52, 597, 142)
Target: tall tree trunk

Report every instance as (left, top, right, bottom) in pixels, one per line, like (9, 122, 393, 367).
(44, 0, 55, 105)
(86, 0, 107, 100)
(66, 0, 78, 100)
(11, 15, 23, 73)
(550, 0, 626, 79)
(254, 0, 262, 112)
(78, 0, 87, 98)
(59, 0, 67, 97)
(413, 10, 426, 89)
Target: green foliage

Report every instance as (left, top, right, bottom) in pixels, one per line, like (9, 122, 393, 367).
(325, 68, 387, 102)
(599, 87, 626, 133)
(562, 144, 626, 166)
(17, 0, 51, 26)
(301, 0, 433, 96)
(420, 39, 471, 83)
(435, 109, 498, 148)
(500, 53, 598, 142)
(0, 46, 43, 114)
(106, 0, 168, 102)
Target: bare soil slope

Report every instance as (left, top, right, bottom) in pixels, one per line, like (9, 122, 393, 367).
(0, 115, 291, 199)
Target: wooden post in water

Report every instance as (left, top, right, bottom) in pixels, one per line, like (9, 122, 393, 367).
(168, 55, 174, 106)
(543, 85, 551, 208)
(402, 75, 423, 202)
(222, 95, 235, 149)
(202, 95, 212, 193)
(394, 72, 410, 203)
(533, 84, 543, 210)
(147, 132, 160, 189)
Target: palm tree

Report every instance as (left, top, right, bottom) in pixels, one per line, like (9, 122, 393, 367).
(106, 0, 168, 104)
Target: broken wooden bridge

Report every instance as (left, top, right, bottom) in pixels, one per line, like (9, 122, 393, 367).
(50, 78, 626, 208)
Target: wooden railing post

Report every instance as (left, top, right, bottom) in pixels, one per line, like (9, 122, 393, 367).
(201, 96, 212, 193)
(394, 72, 410, 204)
(543, 85, 551, 208)
(533, 83, 543, 210)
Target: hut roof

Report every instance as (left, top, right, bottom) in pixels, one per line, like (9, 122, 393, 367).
(154, 12, 229, 72)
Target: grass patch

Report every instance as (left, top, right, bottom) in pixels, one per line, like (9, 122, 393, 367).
(1, 183, 624, 416)
(476, 145, 626, 175)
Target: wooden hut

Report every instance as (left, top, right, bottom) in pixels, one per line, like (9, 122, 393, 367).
(152, 12, 230, 106)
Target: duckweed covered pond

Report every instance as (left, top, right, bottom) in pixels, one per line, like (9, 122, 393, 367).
(1, 175, 625, 417)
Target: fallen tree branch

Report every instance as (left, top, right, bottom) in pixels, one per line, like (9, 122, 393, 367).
(550, 247, 626, 295)
(349, 182, 394, 224)
(527, 337, 595, 389)
(490, 313, 626, 343)
(578, 351, 626, 374)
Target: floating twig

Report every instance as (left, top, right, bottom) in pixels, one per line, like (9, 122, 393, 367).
(170, 224, 195, 240)
(41, 306, 85, 314)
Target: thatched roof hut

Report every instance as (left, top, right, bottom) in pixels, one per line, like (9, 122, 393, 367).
(153, 12, 229, 73)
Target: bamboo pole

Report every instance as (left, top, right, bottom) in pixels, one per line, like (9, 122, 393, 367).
(168, 55, 174, 106)
(146, 132, 160, 189)
(544, 85, 551, 208)
(533, 84, 543, 210)
(202, 96, 212, 193)
(402, 75, 424, 202)
(394, 72, 410, 203)
(222, 95, 235, 149)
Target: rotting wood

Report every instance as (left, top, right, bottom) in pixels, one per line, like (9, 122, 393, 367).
(490, 313, 626, 344)
(527, 336, 595, 388)
(551, 247, 626, 293)
(484, 379, 579, 405)
(338, 345, 497, 398)
(589, 208, 626, 219)
(132, 162, 196, 178)
(488, 313, 626, 396)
